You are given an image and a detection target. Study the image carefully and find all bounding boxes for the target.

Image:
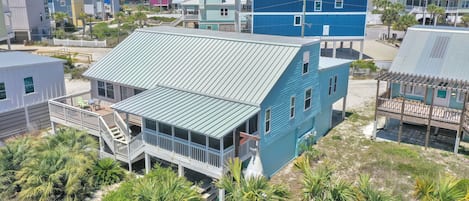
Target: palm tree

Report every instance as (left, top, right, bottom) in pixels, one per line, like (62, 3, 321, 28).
(393, 14, 418, 34)
(53, 12, 69, 31)
(414, 176, 469, 201)
(427, 4, 445, 26)
(381, 3, 404, 39)
(216, 158, 290, 201)
(356, 174, 395, 201)
(78, 12, 88, 38)
(0, 136, 35, 199)
(93, 158, 125, 186)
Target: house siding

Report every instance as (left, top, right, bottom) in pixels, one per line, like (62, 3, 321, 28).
(253, 0, 367, 12)
(316, 63, 350, 137)
(259, 43, 321, 177)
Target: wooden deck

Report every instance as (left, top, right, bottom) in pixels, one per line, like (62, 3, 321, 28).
(377, 97, 463, 130)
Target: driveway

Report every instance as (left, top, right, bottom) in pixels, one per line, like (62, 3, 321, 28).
(334, 79, 387, 111)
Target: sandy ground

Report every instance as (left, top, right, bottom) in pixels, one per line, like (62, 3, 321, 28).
(65, 79, 90, 95)
(0, 44, 112, 62)
(334, 79, 387, 111)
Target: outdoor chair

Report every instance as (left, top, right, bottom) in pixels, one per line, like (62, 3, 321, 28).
(93, 99, 101, 111)
(76, 97, 90, 110)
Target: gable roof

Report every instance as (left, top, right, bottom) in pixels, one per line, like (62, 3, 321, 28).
(0, 51, 64, 69)
(112, 86, 259, 139)
(84, 26, 319, 105)
(389, 26, 469, 81)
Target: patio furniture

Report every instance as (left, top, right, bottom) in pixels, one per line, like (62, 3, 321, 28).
(76, 96, 90, 110)
(90, 99, 101, 111)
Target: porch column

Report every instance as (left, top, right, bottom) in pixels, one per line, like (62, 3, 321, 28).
(220, 137, 224, 167)
(188, 131, 192, 158)
(349, 41, 353, 54)
(359, 40, 364, 60)
(51, 121, 57, 134)
(340, 41, 344, 49)
(219, 188, 225, 201)
(145, 152, 150, 174)
(372, 80, 381, 139)
(234, 130, 240, 157)
(127, 113, 132, 172)
(178, 164, 185, 177)
(206, 136, 209, 163)
(125, 113, 130, 139)
(398, 83, 408, 144)
(324, 42, 328, 50)
(454, 92, 467, 154)
(425, 87, 436, 149)
(99, 136, 103, 157)
(332, 41, 337, 58)
(342, 96, 347, 120)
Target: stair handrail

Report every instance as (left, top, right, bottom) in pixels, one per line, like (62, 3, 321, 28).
(114, 111, 130, 139)
(129, 132, 145, 160)
(99, 116, 116, 153)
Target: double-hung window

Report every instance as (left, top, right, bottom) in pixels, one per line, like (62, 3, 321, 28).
(303, 51, 310, 75)
(335, 0, 343, 8)
(265, 108, 271, 134)
(0, 82, 6, 100)
(24, 77, 34, 94)
(314, 0, 322, 11)
(97, 81, 115, 99)
(290, 96, 295, 119)
(304, 88, 312, 110)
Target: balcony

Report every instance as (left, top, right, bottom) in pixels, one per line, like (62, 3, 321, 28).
(377, 97, 464, 130)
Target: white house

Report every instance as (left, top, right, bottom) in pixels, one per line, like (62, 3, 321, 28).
(0, 51, 65, 138)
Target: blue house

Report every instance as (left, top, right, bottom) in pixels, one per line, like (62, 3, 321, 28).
(48, 27, 350, 196)
(181, 0, 239, 32)
(374, 26, 469, 154)
(236, 0, 367, 59)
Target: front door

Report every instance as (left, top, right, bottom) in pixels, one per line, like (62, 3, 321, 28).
(433, 89, 450, 107)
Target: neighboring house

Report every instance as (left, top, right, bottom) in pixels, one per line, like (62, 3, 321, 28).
(236, 0, 367, 59)
(150, 0, 172, 8)
(181, 0, 238, 32)
(5, 0, 51, 41)
(0, 51, 65, 138)
(48, 27, 349, 197)
(394, 0, 469, 24)
(0, 0, 14, 46)
(50, 0, 85, 27)
(373, 26, 469, 154)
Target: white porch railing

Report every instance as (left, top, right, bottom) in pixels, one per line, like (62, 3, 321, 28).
(49, 100, 100, 135)
(114, 111, 130, 137)
(99, 116, 116, 153)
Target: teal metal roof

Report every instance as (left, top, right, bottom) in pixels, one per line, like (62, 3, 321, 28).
(84, 27, 319, 105)
(318, 57, 351, 70)
(390, 26, 469, 81)
(112, 86, 260, 139)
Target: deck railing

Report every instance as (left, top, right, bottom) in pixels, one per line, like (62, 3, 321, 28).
(377, 97, 462, 124)
(98, 116, 116, 153)
(49, 99, 101, 134)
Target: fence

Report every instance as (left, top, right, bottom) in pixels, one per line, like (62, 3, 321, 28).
(50, 38, 107, 48)
(0, 102, 50, 139)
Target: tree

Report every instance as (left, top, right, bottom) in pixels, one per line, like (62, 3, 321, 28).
(356, 174, 396, 201)
(93, 158, 125, 186)
(216, 158, 290, 201)
(462, 14, 469, 27)
(381, 3, 404, 39)
(393, 14, 418, 34)
(0, 136, 35, 199)
(414, 176, 469, 201)
(427, 4, 445, 26)
(53, 12, 69, 31)
(78, 12, 88, 38)
(372, 0, 391, 10)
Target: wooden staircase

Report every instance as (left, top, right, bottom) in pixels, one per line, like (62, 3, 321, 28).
(110, 126, 128, 144)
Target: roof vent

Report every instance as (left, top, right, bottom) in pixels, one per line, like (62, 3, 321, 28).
(430, 36, 450, 59)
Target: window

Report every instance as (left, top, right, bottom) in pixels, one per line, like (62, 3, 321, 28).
(159, 123, 172, 136)
(97, 81, 115, 99)
(290, 96, 295, 119)
(145, 118, 157, 131)
(334, 75, 338, 92)
(457, 92, 466, 103)
(294, 15, 302, 26)
(220, 8, 228, 16)
(463, 0, 469, 8)
(437, 90, 447, 98)
(314, 0, 322, 11)
(302, 51, 309, 74)
(265, 108, 271, 133)
(400, 85, 425, 97)
(0, 82, 5, 100)
(335, 0, 343, 8)
(24, 77, 34, 94)
(304, 88, 312, 110)
(174, 127, 188, 140)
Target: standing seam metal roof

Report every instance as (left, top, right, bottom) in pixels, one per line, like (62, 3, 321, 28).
(112, 86, 260, 139)
(389, 26, 469, 81)
(84, 27, 318, 105)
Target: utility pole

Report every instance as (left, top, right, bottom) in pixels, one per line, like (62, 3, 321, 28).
(301, 0, 306, 38)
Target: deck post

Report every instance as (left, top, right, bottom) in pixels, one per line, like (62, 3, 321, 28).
(145, 152, 150, 174)
(372, 80, 380, 139)
(220, 138, 224, 167)
(349, 41, 353, 54)
(206, 136, 209, 163)
(188, 131, 192, 158)
(425, 87, 436, 150)
(398, 83, 408, 144)
(178, 164, 184, 177)
(51, 121, 57, 134)
(219, 189, 225, 201)
(234, 130, 240, 157)
(359, 40, 364, 60)
(99, 136, 103, 157)
(342, 96, 347, 120)
(332, 41, 337, 58)
(454, 92, 467, 154)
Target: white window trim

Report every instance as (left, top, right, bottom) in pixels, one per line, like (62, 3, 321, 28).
(457, 91, 466, 103)
(400, 84, 425, 97)
(290, 96, 296, 119)
(314, 0, 322, 11)
(294, 15, 302, 26)
(304, 87, 312, 111)
(24, 77, 35, 94)
(335, 0, 344, 8)
(264, 107, 271, 134)
(97, 80, 115, 100)
(302, 51, 310, 75)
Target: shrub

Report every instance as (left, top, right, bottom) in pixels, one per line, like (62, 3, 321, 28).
(93, 158, 125, 186)
(351, 60, 378, 72)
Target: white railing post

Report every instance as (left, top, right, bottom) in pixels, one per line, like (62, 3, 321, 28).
(220, 138, 224, 167)
(188, 131, 192, 159)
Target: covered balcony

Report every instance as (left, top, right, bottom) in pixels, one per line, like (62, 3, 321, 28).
(374, 72, 469, 153)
